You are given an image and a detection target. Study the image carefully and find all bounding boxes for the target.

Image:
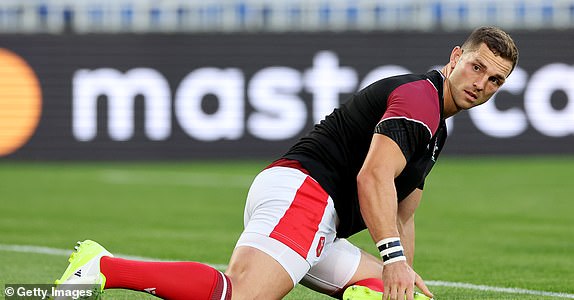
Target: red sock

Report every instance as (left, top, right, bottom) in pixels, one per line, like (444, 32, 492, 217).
(353, 278, 384, 292)
(100, 256, 232, 300)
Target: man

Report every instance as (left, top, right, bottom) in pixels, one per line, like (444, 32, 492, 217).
(55, 26, 518, 300)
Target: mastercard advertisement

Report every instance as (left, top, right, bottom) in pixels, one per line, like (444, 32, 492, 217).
(0, 49, 42, 157)
(1, 32, 572, 160)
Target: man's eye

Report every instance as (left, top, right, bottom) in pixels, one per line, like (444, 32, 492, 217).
(473, 65, 481, 71)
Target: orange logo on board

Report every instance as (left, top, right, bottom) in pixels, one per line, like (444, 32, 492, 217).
(0, 48, 42, 156)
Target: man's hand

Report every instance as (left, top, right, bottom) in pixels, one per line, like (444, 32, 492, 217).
(382, 261, 416, 300)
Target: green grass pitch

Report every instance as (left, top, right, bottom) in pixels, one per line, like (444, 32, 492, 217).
(1, 157, 573, 299)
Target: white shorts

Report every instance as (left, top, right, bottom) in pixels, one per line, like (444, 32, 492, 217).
(235, 166, 362, 294)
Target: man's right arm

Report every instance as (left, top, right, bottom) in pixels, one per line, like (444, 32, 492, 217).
(357, 133, 417, 300)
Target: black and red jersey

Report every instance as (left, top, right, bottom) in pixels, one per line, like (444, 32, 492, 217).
(279, 70, 448, 238)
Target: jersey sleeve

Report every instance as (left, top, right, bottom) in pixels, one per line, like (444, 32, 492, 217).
(374, 118, 430, 161)
(374, 79, 441, 161)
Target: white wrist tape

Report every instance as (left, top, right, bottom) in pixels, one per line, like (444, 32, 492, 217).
(376, 237, 407, 265)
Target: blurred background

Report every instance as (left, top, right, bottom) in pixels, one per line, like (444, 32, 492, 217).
(1, 0, 574, 33)
(0, 0, 573, 160)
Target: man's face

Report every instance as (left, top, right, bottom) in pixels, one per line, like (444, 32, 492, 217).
(448, 43, 514, 110)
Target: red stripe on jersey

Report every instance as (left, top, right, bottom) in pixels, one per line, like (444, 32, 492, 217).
(270, 176, 329, 259)
(381, 79, 440, 136)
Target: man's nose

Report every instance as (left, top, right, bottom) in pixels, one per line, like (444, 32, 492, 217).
(473, 76, 487, 91)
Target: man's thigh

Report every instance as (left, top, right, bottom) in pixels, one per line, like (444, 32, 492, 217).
(230, 166, 339, 297)
(301, 238, 383, 296)
(226, 245, 294, 300)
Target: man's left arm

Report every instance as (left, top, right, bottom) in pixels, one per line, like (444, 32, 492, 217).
(397, 188, 422, 266)
(397, 188, 434, 298)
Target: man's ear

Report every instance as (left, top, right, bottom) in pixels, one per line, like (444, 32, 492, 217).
(449, 46, 463, 69)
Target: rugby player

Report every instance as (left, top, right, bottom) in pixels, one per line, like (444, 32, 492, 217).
(55, 26, 518, 300)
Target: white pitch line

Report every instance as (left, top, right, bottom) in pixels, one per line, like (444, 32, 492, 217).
(426, 281, 574, 299)
(1, 243, 573, 299)
(0, 243, 228, 271)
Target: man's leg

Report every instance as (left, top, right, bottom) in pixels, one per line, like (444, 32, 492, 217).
(345, 249, 385, 290)
(228, 165, 339, 299)
(100, 257, 232, 299)
(55, 240, 233, 300)
(55, 239, 296, 300)
(55, 163, 335, 300)
(300, 238, 382, 297)
(225, 246, 295, 300)
(56, 240, 234, 300)
(102, 246, 295, 300)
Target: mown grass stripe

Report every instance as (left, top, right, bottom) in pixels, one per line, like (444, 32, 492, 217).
(99, 170, 252, 188)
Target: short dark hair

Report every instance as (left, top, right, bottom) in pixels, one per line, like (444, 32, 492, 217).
(462, 26, 519, 74)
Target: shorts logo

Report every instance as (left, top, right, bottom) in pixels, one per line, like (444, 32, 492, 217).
(316, 236, 326, 257)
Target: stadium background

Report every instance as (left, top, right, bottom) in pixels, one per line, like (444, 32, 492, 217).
(1, 1, 573, 299)
(0, 0, 573, 160)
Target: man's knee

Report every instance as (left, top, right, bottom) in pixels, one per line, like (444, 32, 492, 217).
(225, 246, 294, 300)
